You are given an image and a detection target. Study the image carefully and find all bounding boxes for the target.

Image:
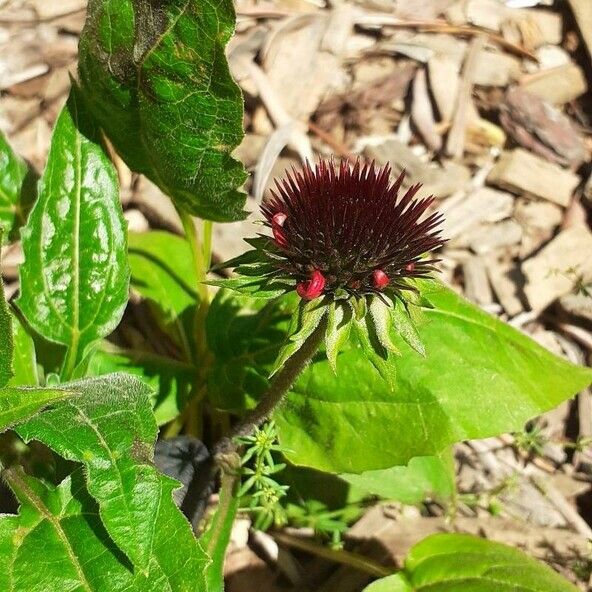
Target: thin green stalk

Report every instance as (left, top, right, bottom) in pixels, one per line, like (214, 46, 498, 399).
(214, 316, 327, 456)
(61, 334, 80, 381)
(180, 211, 208, 303)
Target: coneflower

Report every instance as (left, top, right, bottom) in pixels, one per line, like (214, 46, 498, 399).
(211, 158, 446, 383)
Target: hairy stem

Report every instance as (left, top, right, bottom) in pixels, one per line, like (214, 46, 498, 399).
(214, 315, 327, 456)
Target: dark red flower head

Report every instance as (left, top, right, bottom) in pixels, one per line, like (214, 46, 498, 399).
(261, 159, 445, 300)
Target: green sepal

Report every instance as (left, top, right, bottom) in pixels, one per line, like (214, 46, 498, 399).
(206, 275, 295, 299)
(368, 296, 401, 354)
(391, 297, 426, 356)
(353, 313, 397, 389)
(271, 299, 328, 376)
(325, 301, 353, 373)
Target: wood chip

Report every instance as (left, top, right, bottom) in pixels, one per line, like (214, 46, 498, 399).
(487, 148, 579, 207)
(520, 63, 588, 105)
(463, 256, 493, 305)
(473, 49, 520, 87)
(514, 199, 562, 258)
(469, 220, 522, 254)
(522, 225, 592, 311)
(411, 68, 442, 151)
(440, 187, 514, 240)
(568, 0, 592, 60)
(486, 259, 524, 316)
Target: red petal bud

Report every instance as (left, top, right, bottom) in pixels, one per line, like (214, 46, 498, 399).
(272, 226, 288, 248)
(405, 262, 416, 272)
(296, 269, 326, 300)
(372, 269, 390, 289)
(272, 212, 287, 227)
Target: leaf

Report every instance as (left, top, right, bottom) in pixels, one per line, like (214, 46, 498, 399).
(340, 452, 455, 505)
(87, 345, 195, 425)
(363, 533, 579, 591)
(368, 296, 400, 354)
(363, 575, 412, 592)
(206, 287, 592, 473)
(0, 386, 70, 431)
(325, 301, 353, 373)
(8, 312, 39, 386)
(0, 468, 140, 592)
(15, 374, 208, 585)
(390, 298, 425, 357)
(271, 299, 328, 376)
(128, 230, 198, 349)
(78, 0, 247, 222)
(17, 89, 129, 375)
(0, 131, 36, 241)
(0, 272, 11, 388)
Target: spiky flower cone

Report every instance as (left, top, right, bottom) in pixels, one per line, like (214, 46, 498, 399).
(211, 159, 446, 383)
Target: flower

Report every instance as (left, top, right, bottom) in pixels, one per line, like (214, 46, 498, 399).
(211, 158, 446, 381)
(260, 159, 444, 300)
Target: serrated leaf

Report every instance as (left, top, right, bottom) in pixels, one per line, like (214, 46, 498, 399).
(325, 301, 353, 373)
(341, 452, 454, 505)
(271, 300, 328, 376)
(15, 374, 208, 585)
(390, 298, 425, 356)
(128, 230, 198, 357)
(17, 89, 129, 376)
(0, 468, 140, 592)
(8, 312, 38, 386)
(207, 274, 294, 299)
(0, 386, 70, 431)
(0, 271, 11, 388)
(363, 533, 579, 591)
(87, 346, 195, 425)
(0, 131, 36, 241)
(78, 0, 247, 222)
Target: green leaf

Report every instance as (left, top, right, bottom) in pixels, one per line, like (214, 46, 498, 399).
(368, 296, 400, 355)
(0, 131, 36, 241)
(128, 230, 198, 357)
(341, 452, 455, 505)
(206, 275, 295, 300)
(0, 468, 141, 592)
(325, 301, 353, 373)
(0, 272, 11, 388)
(17, 89, 129, 375)
(15, 374, 208, 584)
(0, 386, 70, 431)
(271, 300, 328, 376)
(390, 298, 425, 357)
(87, 346, 195, 425)
(78, 0, 247, 222)
(363, 533, 579, 591)
(363, 574, 412, 592)
(8, 312, 39, 386)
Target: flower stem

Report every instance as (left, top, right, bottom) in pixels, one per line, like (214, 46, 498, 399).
(214, 315, 327, 456)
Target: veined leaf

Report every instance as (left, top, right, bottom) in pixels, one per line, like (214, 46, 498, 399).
(363, 533, 579, 591)
(8, 312, 38, 386)
(0, 131, 35, 241)
(0, 386, 70, 431)
(79, 0, 247, 222)
(16, 374, 208, 586)
(0, 469, 140, 592)
(17, 89, 129, 377)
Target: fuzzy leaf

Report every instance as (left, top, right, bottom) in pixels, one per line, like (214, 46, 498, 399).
(325, 301, 353, 373)
(0, 469, 141, 592)
(207, 275, 294, 299)
(87, 346, 195, 425)
(15, 374, 208, 584)
(78, 0, 247, 222)
(0, 386, 70, 431)
(363, 533, 579, 591)
(271, 300, 327, 376)
(369, 296, 401, 354)
(0, 131, 35, 241)
(17, 89, 129, 372)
